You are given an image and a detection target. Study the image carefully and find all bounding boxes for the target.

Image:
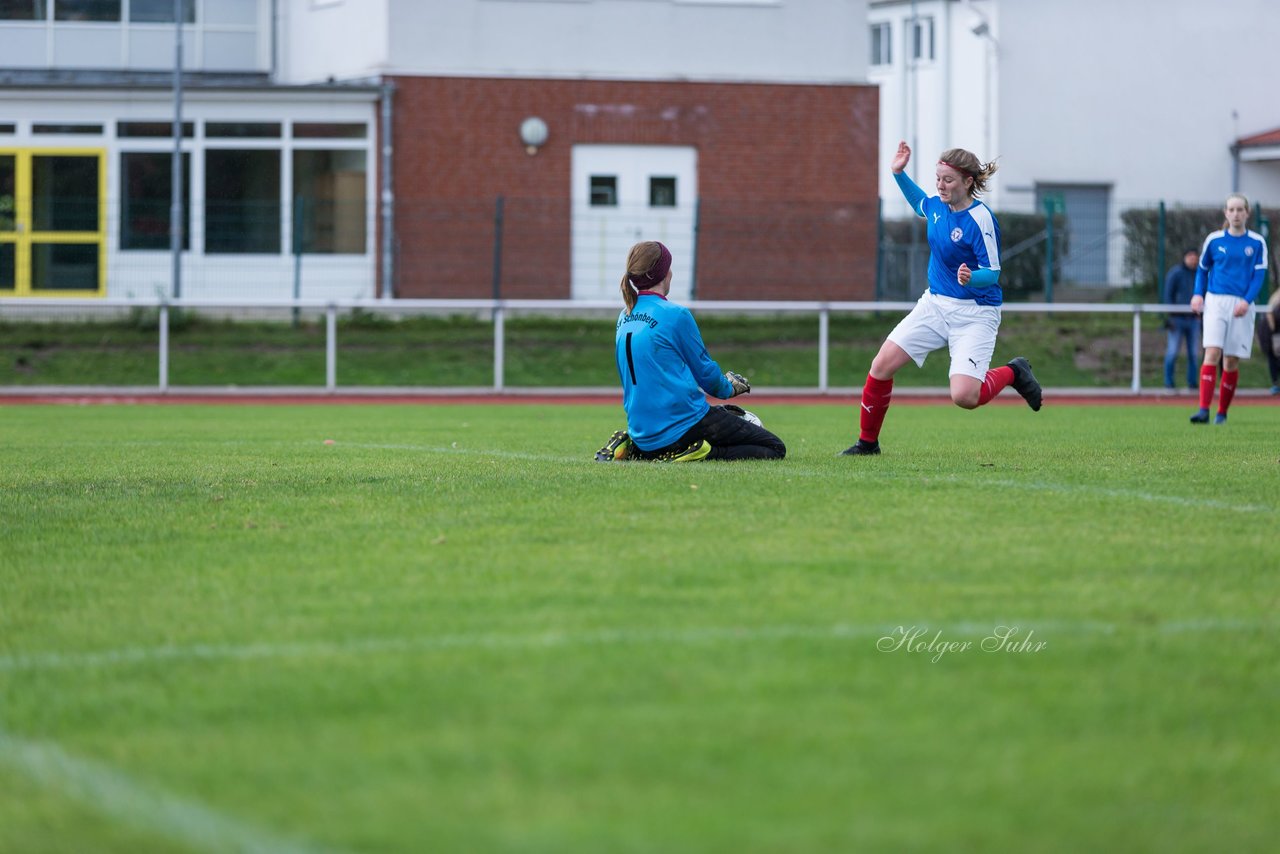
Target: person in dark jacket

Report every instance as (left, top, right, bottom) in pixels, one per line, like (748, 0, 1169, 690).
(1255, 287, 1280, 395)
(1163, 247, 1201, 389)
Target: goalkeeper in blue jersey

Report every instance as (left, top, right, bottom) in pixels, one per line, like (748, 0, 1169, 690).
(841, 141, 1042, 456)
(1188, 193, 1269, 425)
(594, 241, 786, 462)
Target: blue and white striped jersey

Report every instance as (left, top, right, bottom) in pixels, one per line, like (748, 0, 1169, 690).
(896, 171, 1003, 306)
(1195, 229, 1268, 303)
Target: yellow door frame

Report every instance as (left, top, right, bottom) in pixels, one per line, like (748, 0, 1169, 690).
(0, 147, 107, 298)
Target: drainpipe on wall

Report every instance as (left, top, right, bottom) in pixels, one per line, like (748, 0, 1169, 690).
(380, 77, 396, 300)
(269, 0, 278, 80)
(1230, 142, 1241, 193)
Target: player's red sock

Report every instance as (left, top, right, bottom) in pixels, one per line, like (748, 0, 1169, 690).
(1218, 369, 1239, 415)
(977, 365, 1015, 406)
(859, 374, 894, 442)
(1197, 364, 1217, 411)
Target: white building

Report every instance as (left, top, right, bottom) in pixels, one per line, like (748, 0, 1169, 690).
(0, 0, 381, 301)
(869, 0, 1280, 286)
(1, 0, 875, 302)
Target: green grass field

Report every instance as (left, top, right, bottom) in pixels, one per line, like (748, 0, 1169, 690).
(2, 401, 1277, 853)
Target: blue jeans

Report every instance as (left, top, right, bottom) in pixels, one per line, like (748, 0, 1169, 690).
(1164, 316, 1199, 388)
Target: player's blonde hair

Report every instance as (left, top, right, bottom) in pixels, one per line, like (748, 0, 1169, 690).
(938, 148, 999, 197)
(620, 241, 663, 313)
(1223, 193, 1250, 230)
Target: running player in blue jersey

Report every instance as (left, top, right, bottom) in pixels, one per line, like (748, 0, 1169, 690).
(842, 141, 1041, 456)
(594, 241, 786, 462)
(1188, 193, 1269, 424)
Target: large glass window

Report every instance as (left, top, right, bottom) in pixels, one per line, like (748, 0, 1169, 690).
(0, 243, 14, 292)
(870, 22, 891, 66)
(0, 153, 14, 231)
(129, 0, 193, 22)
(32, 155, 98, 232)
(55, 0, 119, 21)
(0, 154, 13, 292)
(0, 1, 48, 20)
(205, 149, 280, 254)
(292, 150, 366, 254)
(120, 152, 190, 250)
(32, 243, 97, 290)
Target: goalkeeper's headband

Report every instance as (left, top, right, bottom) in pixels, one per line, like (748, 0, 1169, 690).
(628, 242, 671, 289)
(939, 160, 970, 177)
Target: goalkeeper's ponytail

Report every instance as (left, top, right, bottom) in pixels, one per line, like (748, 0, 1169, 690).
(620, 241, 666, 313)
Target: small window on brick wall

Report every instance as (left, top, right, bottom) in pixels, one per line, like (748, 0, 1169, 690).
(590, 175, 617, 207)
(649, 176, 676, 208)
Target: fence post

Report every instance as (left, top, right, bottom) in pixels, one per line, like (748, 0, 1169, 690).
(158, 303, 169, 392)
(1156, 200, 1166, 296)
(1044, 198, 1055, 303)
(1131, 306, 1142, 393)
(491, 195, 504, 303)
(493, 303, 505, 392)
(292, 195, 304, 327)
(818, 306, 830, 392)
(325, 303, 337, 392)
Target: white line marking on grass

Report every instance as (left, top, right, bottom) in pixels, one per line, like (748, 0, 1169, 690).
(922, 475, 1275, 514)
(1, 619, 1272, 674)
(0, 727, 340, 854)
(330, 441, 1277, 514)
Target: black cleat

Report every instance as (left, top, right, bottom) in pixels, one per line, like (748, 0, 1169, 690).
(1007, 357, 1042, 411)
(1189, 409, 1210, 425)
(840, 439, 881, 456)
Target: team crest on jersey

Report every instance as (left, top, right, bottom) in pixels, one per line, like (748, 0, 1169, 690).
(1245, 246, 1254, 257)
(950, 227, 963, 242)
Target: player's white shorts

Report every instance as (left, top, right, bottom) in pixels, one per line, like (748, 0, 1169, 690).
(1201, 292, 1254, 359)
(887, 290, 1001, 380)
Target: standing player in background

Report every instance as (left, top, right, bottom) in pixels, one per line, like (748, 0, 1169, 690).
(1162, 247, 1201, 390)
(1189, 193, 1269, 424)
(594, 241, 786, 462)
(842, 141, 1041, 456)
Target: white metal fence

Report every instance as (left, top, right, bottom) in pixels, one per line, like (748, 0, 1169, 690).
(0, 297, 1254, 394)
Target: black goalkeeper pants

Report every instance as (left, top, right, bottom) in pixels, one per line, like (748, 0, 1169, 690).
(639, 405, 786, 461)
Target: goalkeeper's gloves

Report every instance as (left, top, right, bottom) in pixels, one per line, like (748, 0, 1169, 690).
(725, 371, 751, 397)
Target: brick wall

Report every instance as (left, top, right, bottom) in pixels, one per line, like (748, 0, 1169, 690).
(390, 76, 879, 301)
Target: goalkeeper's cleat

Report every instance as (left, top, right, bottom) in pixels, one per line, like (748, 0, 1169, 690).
(1214, 412, 1228, 425)
(654, 439, 712, 463)
(1006, 357, 1042, 411)
(594, 430, 633, 462)
(840, 439, 881, 456)
(1189, 408, 1210, 424)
